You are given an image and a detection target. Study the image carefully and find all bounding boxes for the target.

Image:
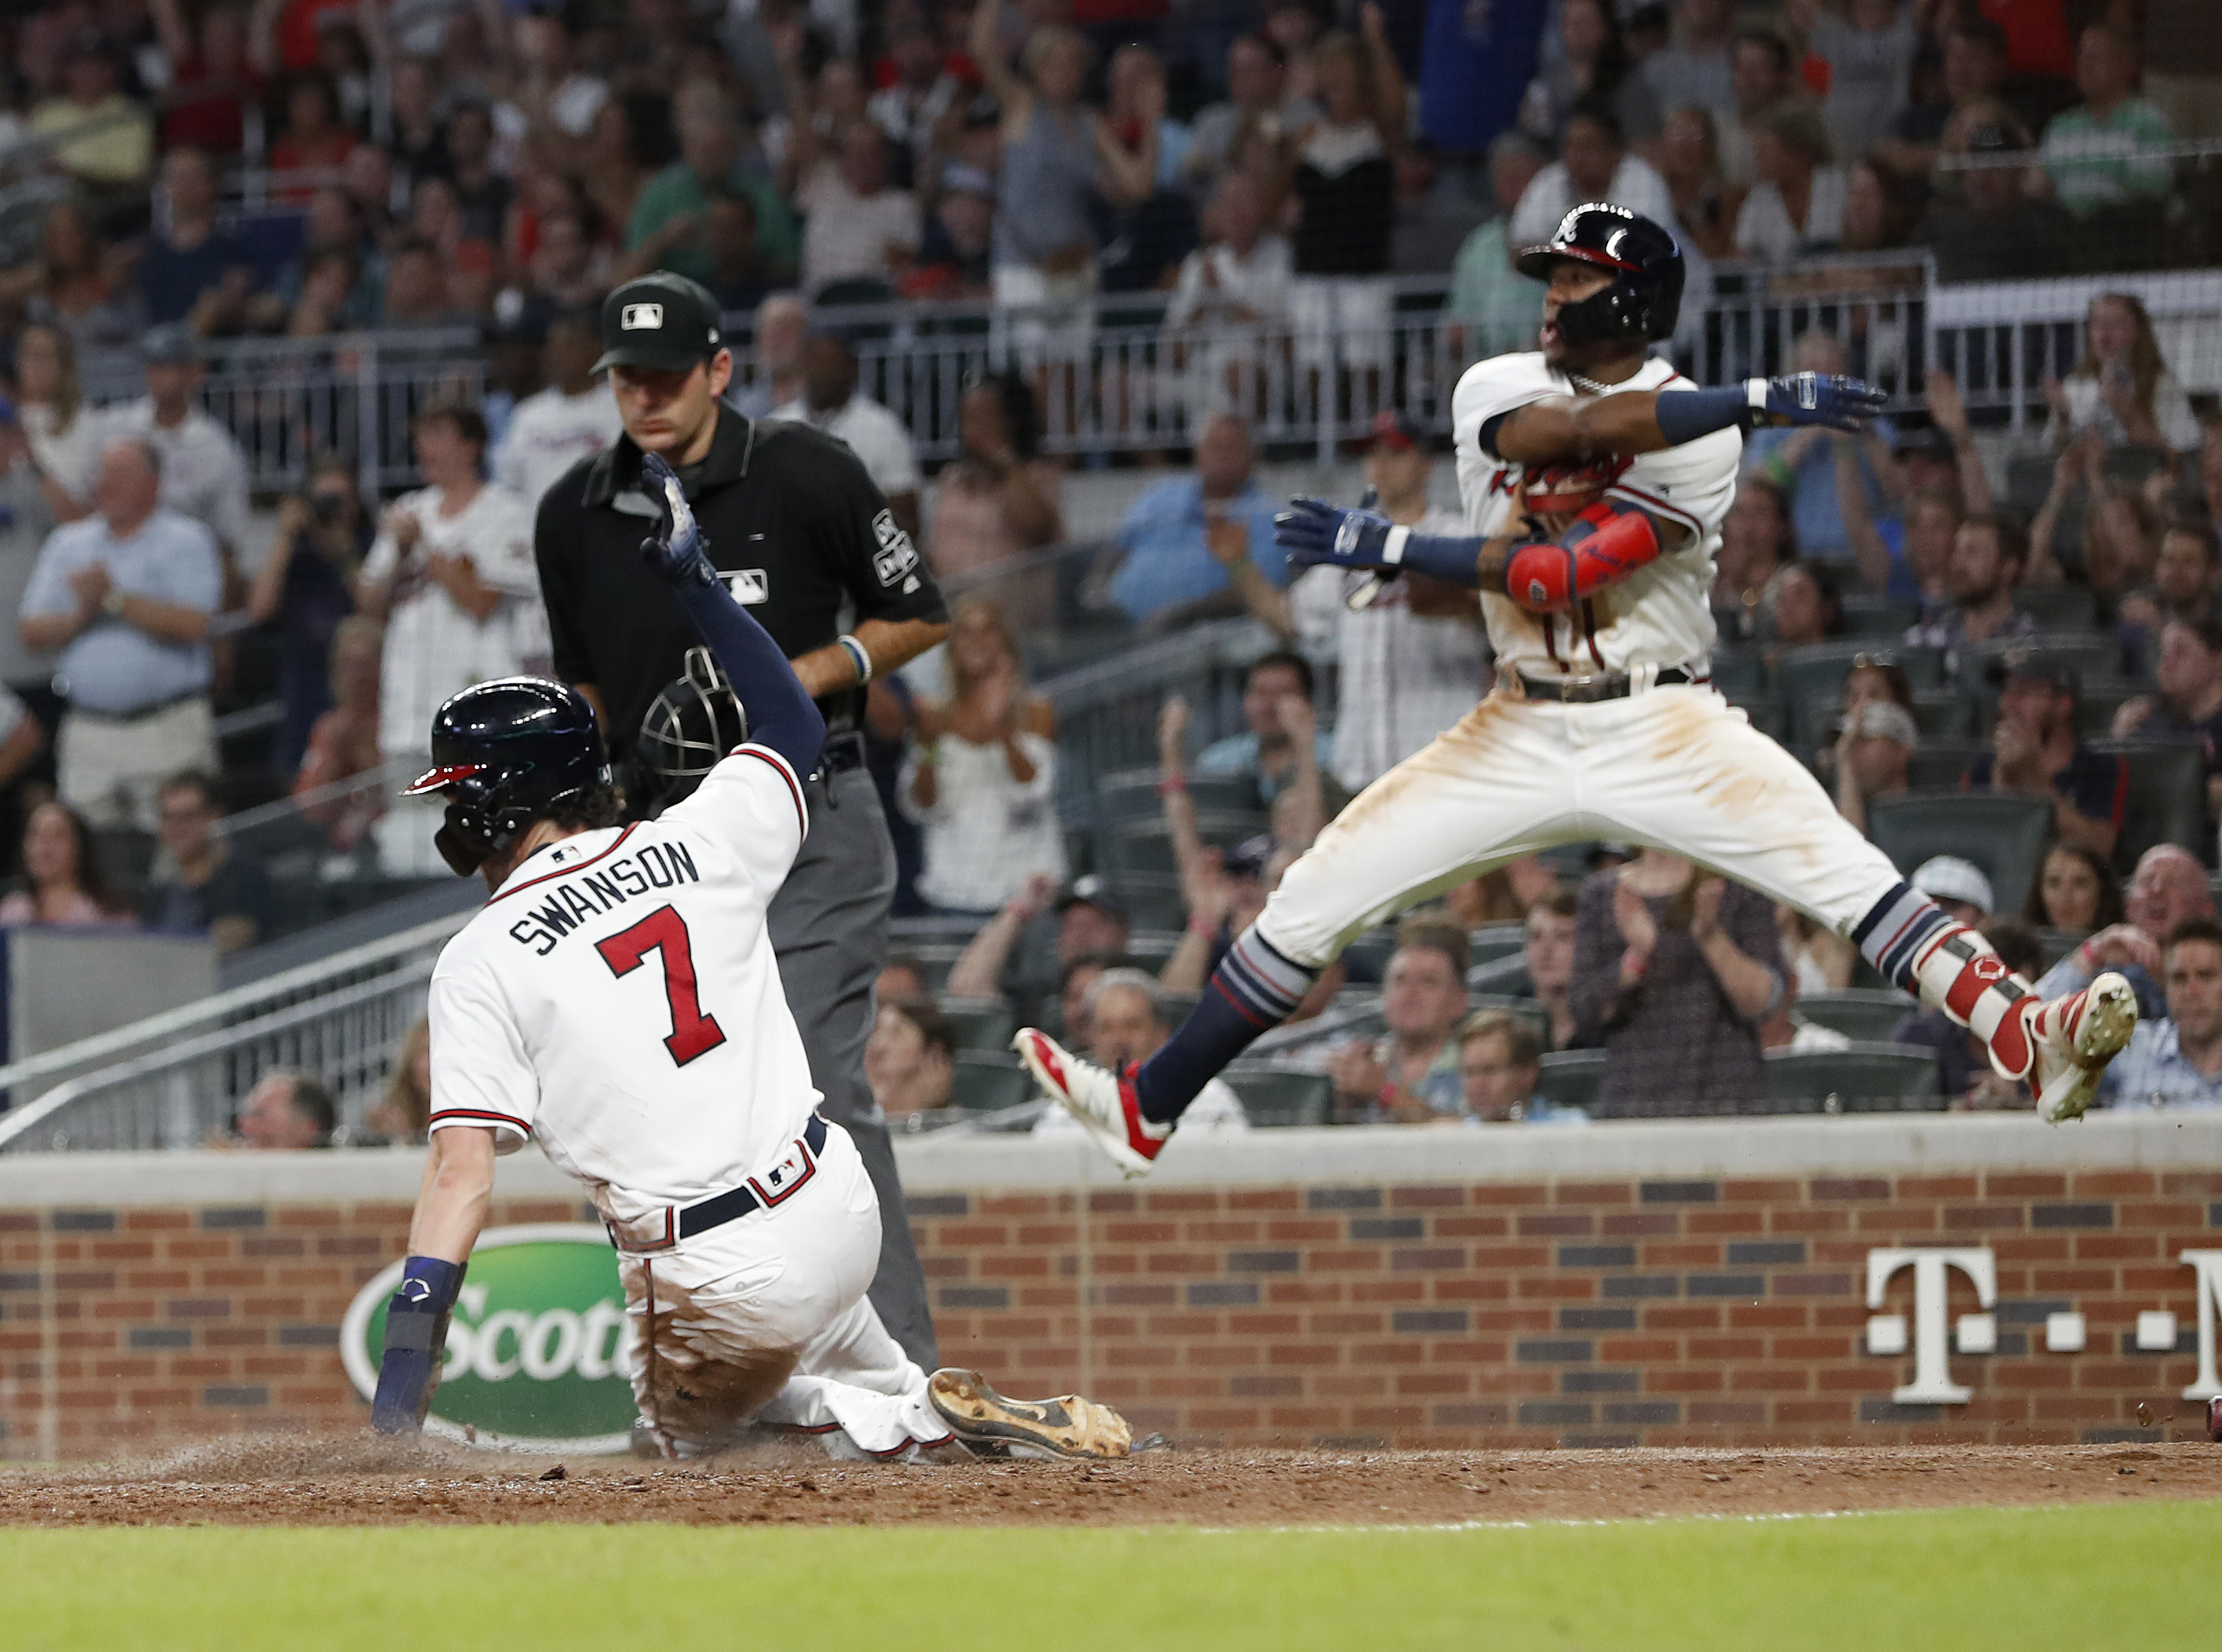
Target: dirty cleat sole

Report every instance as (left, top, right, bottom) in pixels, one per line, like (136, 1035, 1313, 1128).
(928, 1368, 1132, 1460)
(2035, 970, 2138, 1124)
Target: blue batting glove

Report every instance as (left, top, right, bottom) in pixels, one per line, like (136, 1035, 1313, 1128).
(1274, 496, 1399, 572)
(637, 451, 718, 587)
(370, 1255, 465, 1436)
(1752, 372, 1891, 432)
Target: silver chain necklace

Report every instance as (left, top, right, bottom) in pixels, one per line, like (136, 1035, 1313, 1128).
(1567, 371, 1618, 396)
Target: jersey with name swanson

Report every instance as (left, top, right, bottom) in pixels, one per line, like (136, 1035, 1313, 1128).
(425, 741, 815, 1222)
(1450, 351, 1742, 679)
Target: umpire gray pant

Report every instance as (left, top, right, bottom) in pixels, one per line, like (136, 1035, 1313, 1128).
(766, 763, 938, 1370)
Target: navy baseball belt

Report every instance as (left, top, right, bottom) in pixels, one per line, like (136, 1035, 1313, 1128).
(606, 1112, 830, 1254)
(1516, 666, 1706, 704)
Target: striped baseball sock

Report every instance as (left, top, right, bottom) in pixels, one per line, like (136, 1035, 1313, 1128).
(1852, 881, 2041, 1080)
(1132, 925, 1320, 1125)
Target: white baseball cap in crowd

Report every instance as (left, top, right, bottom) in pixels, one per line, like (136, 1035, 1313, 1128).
(1854, 700, 1920, 749)
(1911, 855, 1994, 916)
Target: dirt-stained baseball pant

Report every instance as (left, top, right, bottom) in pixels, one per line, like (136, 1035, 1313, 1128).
(619, 1121, 955, 1461)
(1134, 680, 2039, 1121)
(1257, 684, 1901, 963)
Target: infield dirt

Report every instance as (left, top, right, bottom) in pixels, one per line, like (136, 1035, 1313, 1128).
(5, 1436, 2221, 1527)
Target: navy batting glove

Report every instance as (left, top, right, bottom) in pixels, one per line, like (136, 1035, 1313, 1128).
(637, 451, 717, 587)
(1753, 372, 1890, 432)
(370, 1255, 465, 1436)
(1274, 496, 1399, 572)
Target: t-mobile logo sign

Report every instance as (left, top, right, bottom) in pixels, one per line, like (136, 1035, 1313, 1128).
(1863, 1247, 2222, 1406)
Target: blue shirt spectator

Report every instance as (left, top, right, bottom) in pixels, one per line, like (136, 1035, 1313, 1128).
(2100, 918, 2222, 1110)
(1746, 419, 1899, 563)
(139, 149, 256, 329)
(1109, 415, 1284, 627)
(21, 501, 222, 715)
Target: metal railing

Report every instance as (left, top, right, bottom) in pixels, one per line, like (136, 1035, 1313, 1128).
(0, 907, 467, 1152)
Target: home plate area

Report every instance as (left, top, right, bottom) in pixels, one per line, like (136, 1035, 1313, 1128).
(7, 1438, 2222, 1528)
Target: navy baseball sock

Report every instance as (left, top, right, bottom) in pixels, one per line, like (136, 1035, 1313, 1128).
(1133, 926, 1319, 1125)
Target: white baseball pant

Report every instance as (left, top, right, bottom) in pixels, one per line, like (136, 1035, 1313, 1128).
(1256, 682, 1905, 966)
(617, 1120, 955, 1460)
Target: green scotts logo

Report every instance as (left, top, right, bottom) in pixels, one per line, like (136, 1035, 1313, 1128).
(341, 1226, 633, 1452)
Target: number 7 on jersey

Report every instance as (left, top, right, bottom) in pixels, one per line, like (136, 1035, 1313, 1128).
(595, 904, 728, 1066)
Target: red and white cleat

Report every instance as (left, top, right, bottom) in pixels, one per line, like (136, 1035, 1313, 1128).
(1011, 1028, 1172, 1179)
(2027, 970, 2139, 1124)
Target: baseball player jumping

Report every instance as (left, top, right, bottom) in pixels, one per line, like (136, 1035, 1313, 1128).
(1018, 203, 2136, 1172)
(370, 453, 1129, 1462)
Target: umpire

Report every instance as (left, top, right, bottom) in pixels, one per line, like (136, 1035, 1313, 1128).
(533, 273, 949, 1367)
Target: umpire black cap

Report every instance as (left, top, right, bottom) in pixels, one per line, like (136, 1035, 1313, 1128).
(594, 272, 726, 374)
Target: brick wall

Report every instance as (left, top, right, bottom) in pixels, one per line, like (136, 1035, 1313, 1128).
(0, 1195, 590, 1459)
(4, 1134, 2220, 1458)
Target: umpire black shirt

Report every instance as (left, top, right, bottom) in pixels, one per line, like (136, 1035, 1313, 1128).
(533, 403, 948, 768)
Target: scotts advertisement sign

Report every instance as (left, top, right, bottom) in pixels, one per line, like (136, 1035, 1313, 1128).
(340, 1226, 633, 1452)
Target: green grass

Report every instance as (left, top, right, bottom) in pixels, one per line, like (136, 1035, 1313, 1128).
(8, 1503, 2219, 1651)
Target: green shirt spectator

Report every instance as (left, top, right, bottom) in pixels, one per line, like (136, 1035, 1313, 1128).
(1445, 134, 1547, 363)
(624, 98, 800, 286)
(2039, 23, 2175, 213)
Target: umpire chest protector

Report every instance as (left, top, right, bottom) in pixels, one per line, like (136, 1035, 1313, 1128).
(532, 403, 949, 774)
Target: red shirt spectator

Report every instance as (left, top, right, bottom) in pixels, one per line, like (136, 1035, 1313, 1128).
(275, 0, 357, 72)
(156, 1, 262, 155)
(1975, 0, 2075, 80)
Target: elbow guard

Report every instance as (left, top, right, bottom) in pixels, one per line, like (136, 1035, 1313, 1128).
(1503, 500, 1664, 615)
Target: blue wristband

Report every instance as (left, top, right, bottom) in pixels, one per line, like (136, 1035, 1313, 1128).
(1653, 384, 1757, 446)
(1392, 529, 1490, 588)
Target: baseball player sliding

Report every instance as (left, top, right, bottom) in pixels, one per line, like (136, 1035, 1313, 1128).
(371, 453, 1128, 1462)
(1018, 202, 2137, 1172)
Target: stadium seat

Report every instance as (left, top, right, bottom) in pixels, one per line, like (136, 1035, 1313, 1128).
(1763, 1043, 1940, 1108)
(1867, 789, 2054, 916)
(1105, 812, 1269, 876)
(1341, 926, 1398, 980)
(1126, 931, 1182, 971)
(1725, 692, 1788, 742)
(2090, 739, 2207, 864)
(1907, 690, 1976, 741)
(2034, 926, 2086, 969)
(2014, 584, 2097, 632)
(1108, 873, 1190, 932)
(1905, 739, 1983, 790)
(1795, 989, 1916, 1042)
(1093, 766, 1261, 825)
(1535, 1049, 1607, 1113)
(1771, 642, 1944, 709)
(1964, 633, 2120, 688)
(1710, 648, 1764, 695)
(1466, 993, 1549, 1041)
(949, 1052, 1037, 1111)
(1221, 1068, 1332, 1127)
(1470, 922, 1528, 965)
(1840, 595, 1918, 639)
(907, 944, 969, 993)
(939, 997, 1017, 1051)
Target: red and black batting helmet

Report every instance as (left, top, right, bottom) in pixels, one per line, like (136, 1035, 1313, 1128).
(404, 677, 610, 875)
(1516, 202, 1686, 347)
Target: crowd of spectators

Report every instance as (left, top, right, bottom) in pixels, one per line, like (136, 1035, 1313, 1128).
(0, 0, 2219, 1136)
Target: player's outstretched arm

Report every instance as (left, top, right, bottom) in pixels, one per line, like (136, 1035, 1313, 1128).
(1491, 372, 1890, 467)
(637, 451, 826, 777)
(371, 1125, 496, 1434)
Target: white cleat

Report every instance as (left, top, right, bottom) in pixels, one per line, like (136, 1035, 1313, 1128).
(1011, 1027, 1170, 1180)
(2029, 969, 2138, 1124)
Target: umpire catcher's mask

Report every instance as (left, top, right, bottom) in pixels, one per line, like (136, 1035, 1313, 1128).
(1516, 203, 1686, 348)
(635, 646, 750, 812)
(403, 677, 610, 877)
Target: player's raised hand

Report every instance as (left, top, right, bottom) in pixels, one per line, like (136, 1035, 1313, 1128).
(1751, 372, 1891, 432)
(1274, 496, 1397, 571)
(637, 450, 717, 586)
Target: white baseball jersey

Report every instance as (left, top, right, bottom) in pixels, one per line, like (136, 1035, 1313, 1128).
(1451, 352, 1742, 679)
(491, 386, 623, 509)
(363, 483, 547, 756)
(425, 741, 817, 1225)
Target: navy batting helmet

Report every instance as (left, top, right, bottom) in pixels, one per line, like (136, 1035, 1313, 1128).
(404, 677, 611, 876)
(1515, 203, 1685, 346)
(634, 646, 749, 810)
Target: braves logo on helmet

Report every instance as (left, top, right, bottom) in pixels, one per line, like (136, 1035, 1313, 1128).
(1514, 203, 1686, 346)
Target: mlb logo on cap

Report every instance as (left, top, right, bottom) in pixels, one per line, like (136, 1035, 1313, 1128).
(595, 273, 724, 374)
